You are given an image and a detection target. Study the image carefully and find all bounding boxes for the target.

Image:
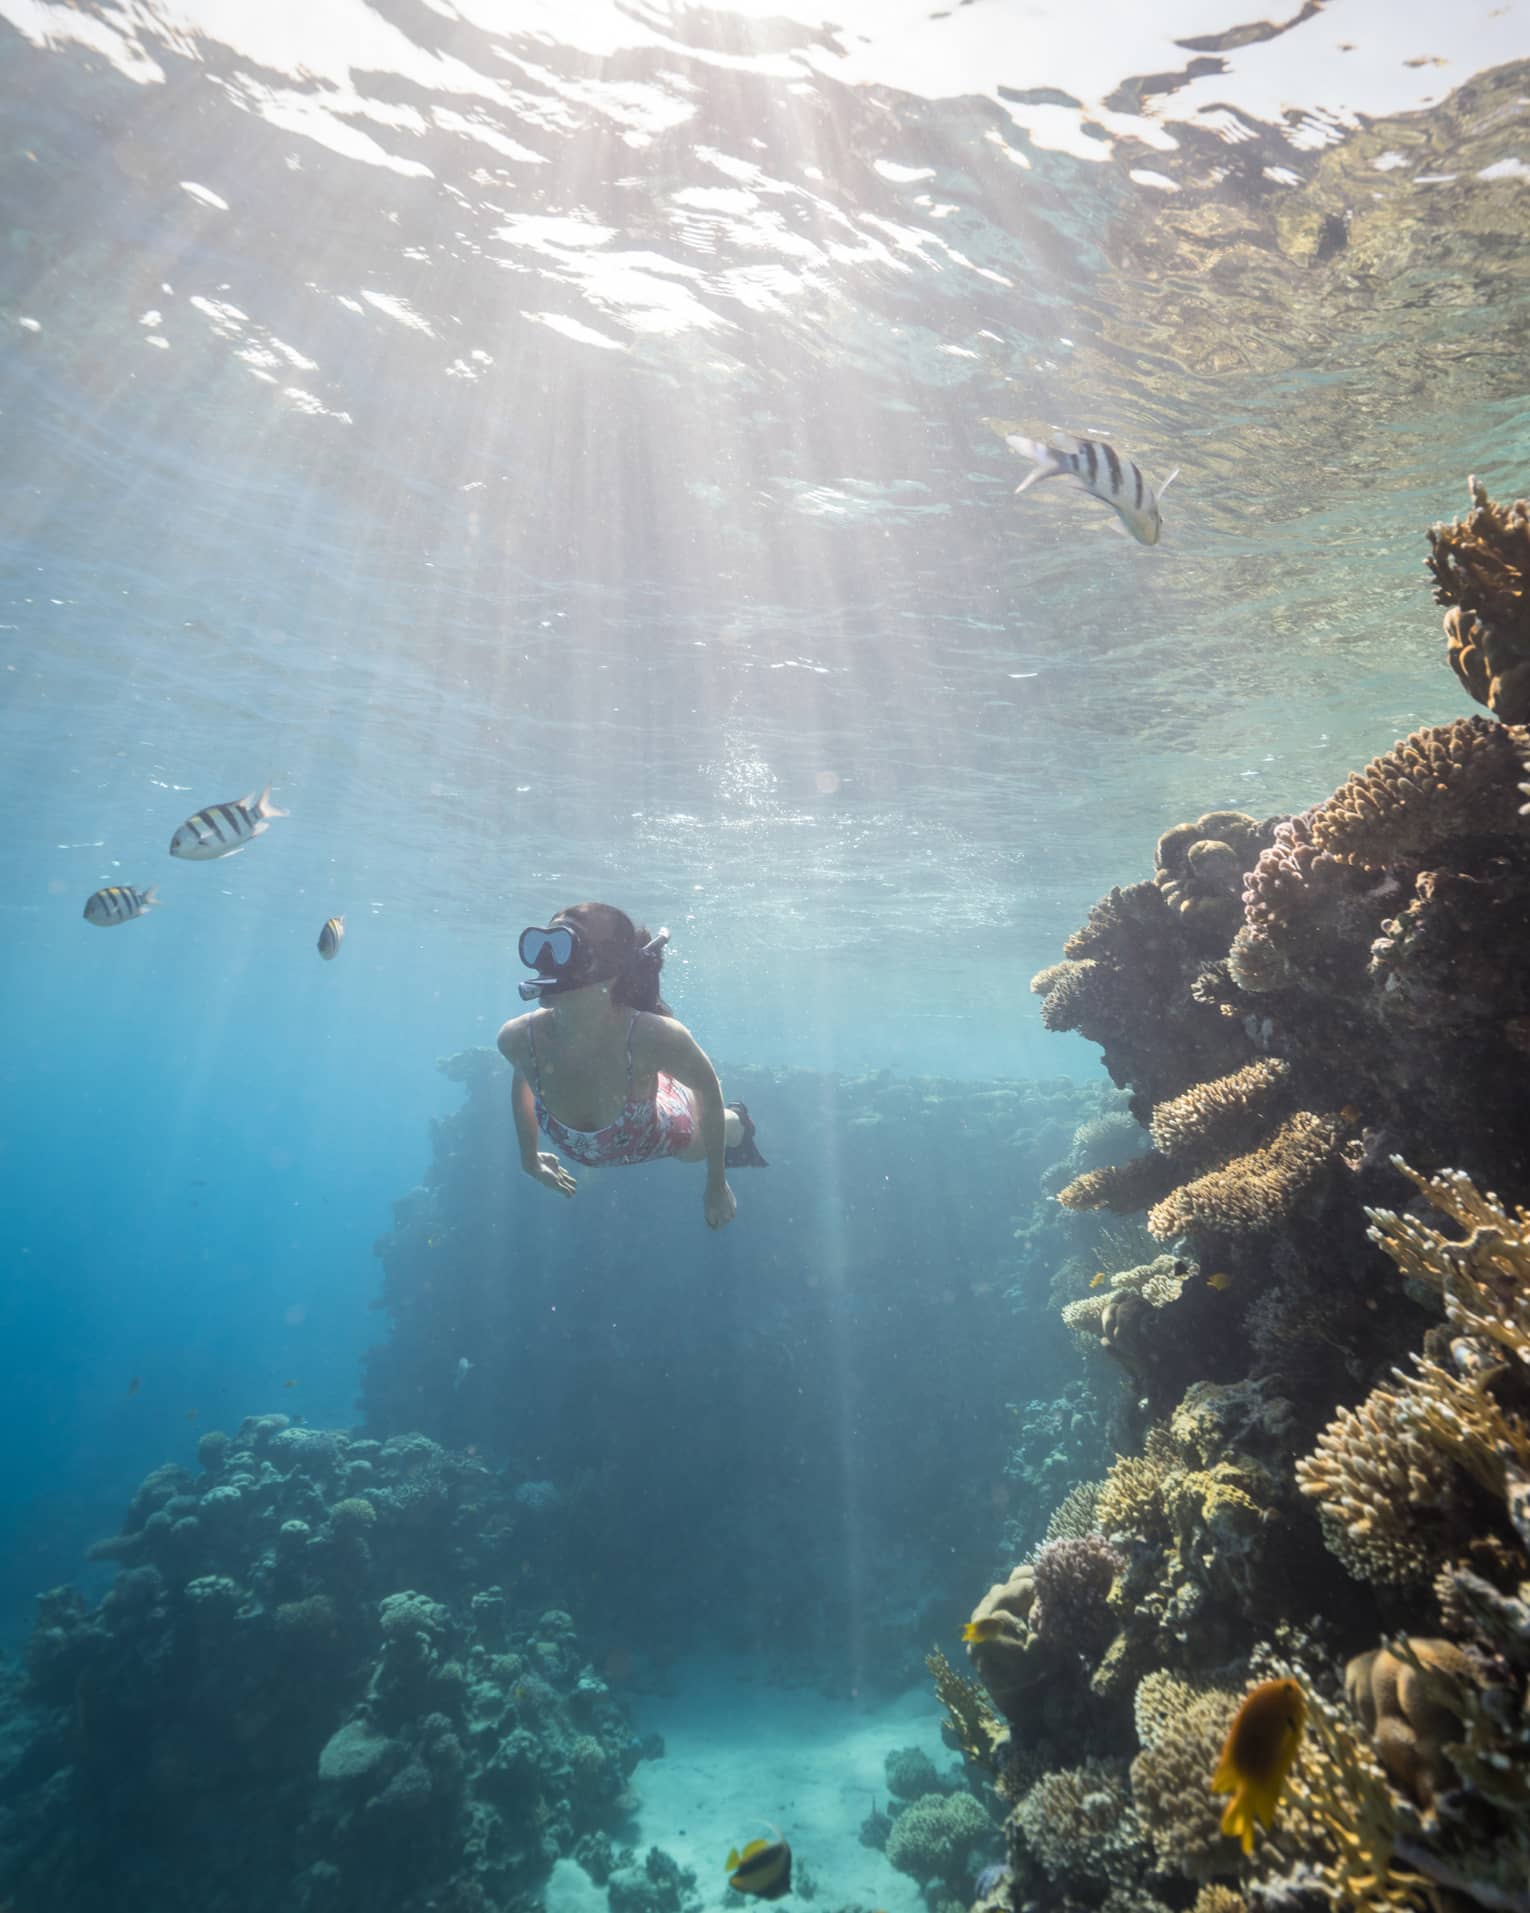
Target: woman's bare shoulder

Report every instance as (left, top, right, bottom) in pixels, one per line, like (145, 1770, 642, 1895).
(631, 1011, 702, 1066)
(496, 1012, 538, 1064)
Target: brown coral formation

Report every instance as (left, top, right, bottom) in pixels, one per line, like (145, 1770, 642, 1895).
(1146, 1110, 1339, 1242)
(1345, 1641, 1471, 1807)
(1307, 716, 1528, 870)
(1129, 1673, 1242, 1880)
(1057, 1150, 1179, 1217)
(1153, 812, 1270, 940)
(1148, 1059, 1293, 1161)
(978, 490, 1530, 1913)
(1427, 475, 1530, 724)
(1295, 1384, 1459, 1585)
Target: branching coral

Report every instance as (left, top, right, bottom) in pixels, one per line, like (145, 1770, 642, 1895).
(928, 1647, 1006, 1763)
(1295, 1383, 1460, 1585)
(884, 1789, 994, 1889)
(1147, 1111, 1339, 1241)
(1426, 475, 1530, 724)
(1033, 956, 1113, 1035)
(1251, 1682, 1425, 1912)
(1129, 1672, 1242, 1879)
(1015, 1758, 1145, 1891)
(1061, 1256, 1193, 1355)
(1043, 1480, 1104, 1544)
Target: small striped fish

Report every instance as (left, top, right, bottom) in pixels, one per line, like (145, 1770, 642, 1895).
(83, 884, 159, 927)
(317, 915, 345, 961)
(1006, 433, 1178, 545)
(169, 784, 288, 860)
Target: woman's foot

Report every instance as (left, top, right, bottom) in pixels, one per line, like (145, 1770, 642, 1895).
(724, 1102, 768, 1167)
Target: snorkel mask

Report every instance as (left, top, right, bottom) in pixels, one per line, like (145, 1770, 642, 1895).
(517, 921, 671, 1001)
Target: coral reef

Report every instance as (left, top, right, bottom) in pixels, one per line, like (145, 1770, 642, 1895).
(1427, 475, 1530, 724)
(987, 489, 1530, 1913)
(0, 1416, 642, 1912)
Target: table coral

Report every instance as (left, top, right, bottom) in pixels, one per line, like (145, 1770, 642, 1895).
(1307, 717, 1528, 871)
(1426, 476, 1530, 724)
(1146, 1111, 1340, 1242)
(1148, 1060, 1294, 1161)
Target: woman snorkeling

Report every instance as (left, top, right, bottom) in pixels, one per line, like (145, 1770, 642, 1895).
(497, 903, 766, 1230)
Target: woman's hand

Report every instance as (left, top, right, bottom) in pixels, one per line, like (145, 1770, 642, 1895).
(704, 1178, 736, 1230)
(525, 1152, 576, 1198)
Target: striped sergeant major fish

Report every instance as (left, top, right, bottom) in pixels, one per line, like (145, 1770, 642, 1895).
(169, 784, 288, 860)
(1006, 433, 1178, 545)
(317, 915, 345, 961)
(83, 884, 159, 927)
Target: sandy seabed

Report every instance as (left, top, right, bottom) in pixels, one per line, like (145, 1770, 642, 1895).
(546, 1659, 956, 1911)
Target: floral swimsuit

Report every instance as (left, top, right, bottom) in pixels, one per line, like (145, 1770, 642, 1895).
(526, 1012, 697, 1167)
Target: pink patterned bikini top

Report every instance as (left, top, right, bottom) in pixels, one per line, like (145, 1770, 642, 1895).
(526, 1012, 697, 1168)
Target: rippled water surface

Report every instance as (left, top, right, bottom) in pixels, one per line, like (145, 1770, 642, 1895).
(5, 0, 1530, 1065)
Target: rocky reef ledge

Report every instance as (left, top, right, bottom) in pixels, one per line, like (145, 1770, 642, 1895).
(0, 1415, 648, 1913)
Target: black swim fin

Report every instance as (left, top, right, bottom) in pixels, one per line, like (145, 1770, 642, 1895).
(724, 1102, 768, 1167)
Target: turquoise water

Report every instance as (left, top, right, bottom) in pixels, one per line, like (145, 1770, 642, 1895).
(3, 4, 1530, 1909)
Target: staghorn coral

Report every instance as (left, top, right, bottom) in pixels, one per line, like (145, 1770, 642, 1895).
(1426, 475, 1530, 724)
(1295, 1383, 1460, 1585)
(1146, 1112, 1339, 1242)
(1149, 1060, 1294, 1161)
(1307, 717, 1528, 871)
(1070, 1108, 1150, 1171)
(1129, 1672, 1242, 1879)
(1014, 1758, 1145, 1892)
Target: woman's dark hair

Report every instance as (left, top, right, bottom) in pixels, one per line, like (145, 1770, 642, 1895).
(554, 901, 671, 1015)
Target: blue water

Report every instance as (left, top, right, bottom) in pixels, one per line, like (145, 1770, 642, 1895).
(4, 2, 1530, 1908)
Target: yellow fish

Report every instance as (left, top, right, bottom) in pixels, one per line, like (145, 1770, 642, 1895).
(726, 1832, 792, 1900)
(1089, 1271, 1107, 1290)
(1211, 1677, 1306, 1853)
(961, 1617, 1009, 1644)
(1207, 1271, 1233, 1292)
